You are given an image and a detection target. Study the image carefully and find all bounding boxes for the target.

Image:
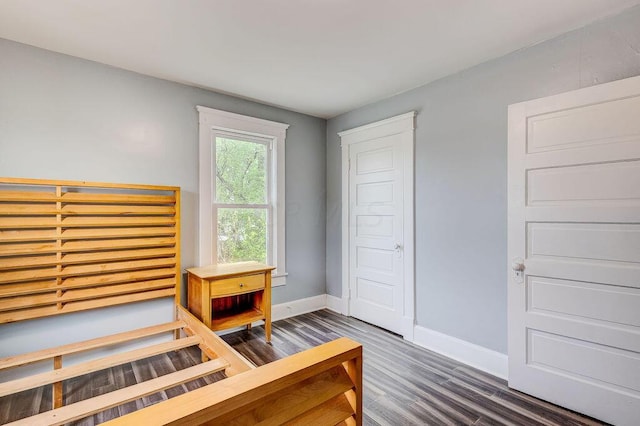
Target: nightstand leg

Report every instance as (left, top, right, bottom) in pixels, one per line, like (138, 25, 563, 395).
(246, 323, 252, 330)
(264, 272, 272, 343)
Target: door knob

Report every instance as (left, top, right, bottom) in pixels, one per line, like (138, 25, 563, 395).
(394, 243, 402, 258)
(511, 258, 525, 283)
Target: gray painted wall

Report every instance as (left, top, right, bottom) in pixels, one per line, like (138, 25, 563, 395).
(326, 6, 640, 354)
(0, 39, 326, 356)
(2, 6, 640, 360)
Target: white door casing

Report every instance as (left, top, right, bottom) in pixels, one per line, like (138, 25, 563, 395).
(508, 75, 640, 426)
(340, 112, 415, 339)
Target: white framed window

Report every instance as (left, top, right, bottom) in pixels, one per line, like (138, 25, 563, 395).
(197, 106, 288, 286)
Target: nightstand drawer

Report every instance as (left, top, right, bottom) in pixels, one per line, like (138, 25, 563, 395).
(210, 273, 265, 297)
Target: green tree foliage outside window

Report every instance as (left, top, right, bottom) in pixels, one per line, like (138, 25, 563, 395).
(215, 137, 268, 264)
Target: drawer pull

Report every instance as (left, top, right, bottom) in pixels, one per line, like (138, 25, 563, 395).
(239, 283, 244, 288)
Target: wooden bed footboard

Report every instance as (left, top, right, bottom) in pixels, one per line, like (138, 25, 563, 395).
(105, 336, 363, 426)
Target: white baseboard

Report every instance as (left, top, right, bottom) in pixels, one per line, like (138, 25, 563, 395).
(213, 293, 509, 380)
(402, 316, 415, 342)
(215, 294, 327, 336)
(413, 325, 508, 379)
(326, 294, 347, 314)
(271, 294, 327, 321)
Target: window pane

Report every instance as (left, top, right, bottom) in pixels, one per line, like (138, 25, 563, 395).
(215, 137, 267, 204)
(217, 208, 267, 263)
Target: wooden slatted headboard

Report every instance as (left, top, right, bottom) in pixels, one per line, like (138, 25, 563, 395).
(0, 177, 181, 323)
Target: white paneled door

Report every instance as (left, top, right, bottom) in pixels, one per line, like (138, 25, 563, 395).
(508, 75, 640, 426)
(340, 112, 415, 338)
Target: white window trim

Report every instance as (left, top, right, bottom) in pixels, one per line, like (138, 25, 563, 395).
(197, 106, 288, 286)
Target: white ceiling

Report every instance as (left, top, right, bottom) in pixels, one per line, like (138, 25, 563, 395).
(1, 0, 639, 118)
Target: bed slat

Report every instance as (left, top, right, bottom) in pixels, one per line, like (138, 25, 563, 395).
(60, 204, 175, 215)
(60, 192, 176, 204)
(0, 229, 57, 242)
(61, 236, 176, 251)
(6, 358, 229, 426)
(0, 178, 180, 323)
(0, 257, 176, 284)
(0, 190, 175, 205)
(0, 248, 178, 271)
(0, 255, 58, 270)
(61, 216, 175, 227)
(61, 226, 176, 239)
(0, 217, 57, 228)
(0, 335, 201, 397)
(62, 247, 177, 265)
(0, 190, 57, 202)
(0, 227, 176, 243)
(0, 237, 176, 257)
(0, 320, 186, 370)
(0, 280, 58, 297)
(284, 393, 356, 426)
(0, 280, 177, 311)
(0, 287, 176, 323)
(0, 203, 57, 215)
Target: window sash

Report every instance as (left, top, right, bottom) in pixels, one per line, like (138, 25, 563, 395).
(213, 133, 272, 207)
(212, 131, 274, 266)
(214, 204, 272, 265)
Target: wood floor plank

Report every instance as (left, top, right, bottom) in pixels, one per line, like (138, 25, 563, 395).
(492, 388, 604, 426)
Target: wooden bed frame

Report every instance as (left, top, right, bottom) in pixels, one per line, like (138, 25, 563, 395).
(0, 177, 363, 425)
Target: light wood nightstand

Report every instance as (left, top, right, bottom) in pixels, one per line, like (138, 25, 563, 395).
(186, 262, 275, 342)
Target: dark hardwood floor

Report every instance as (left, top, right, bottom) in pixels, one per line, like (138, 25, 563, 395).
(0, 309, 605, 425)
(223, 310, 605, 426)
